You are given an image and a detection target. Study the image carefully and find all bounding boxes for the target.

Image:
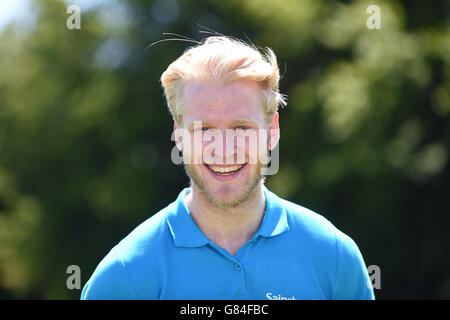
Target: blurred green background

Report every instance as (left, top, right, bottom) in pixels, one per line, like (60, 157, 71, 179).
(0, 0, 449, 299)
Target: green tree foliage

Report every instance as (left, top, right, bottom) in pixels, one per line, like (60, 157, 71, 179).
(0, 0, 448, 299)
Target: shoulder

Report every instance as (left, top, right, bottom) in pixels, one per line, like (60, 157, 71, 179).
(80, 243, 138, 299)
(278, 196, 339, 244)
(279, 196, 365, 260)
(115, 207, 173, 260)
(276, 196, 374, 299)
(279, 197, 363, 257)
(81, 205, 174, 300)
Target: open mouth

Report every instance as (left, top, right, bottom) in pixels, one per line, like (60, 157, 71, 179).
(206, 164, 246, 177)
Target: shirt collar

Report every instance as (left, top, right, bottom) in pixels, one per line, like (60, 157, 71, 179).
(166, 188, 210, 248)
(165, 186, 290, 248)
(257, 186, 290, 238)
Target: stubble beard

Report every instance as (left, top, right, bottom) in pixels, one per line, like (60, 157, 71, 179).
(183, 163, 266, 209)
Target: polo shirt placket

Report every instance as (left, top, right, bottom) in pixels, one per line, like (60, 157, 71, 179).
(165, 187, 290, 299)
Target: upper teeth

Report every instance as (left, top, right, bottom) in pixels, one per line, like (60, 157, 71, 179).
(208, 164, 244, 173)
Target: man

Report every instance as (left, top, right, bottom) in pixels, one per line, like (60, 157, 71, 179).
(81, 36, 374, 300)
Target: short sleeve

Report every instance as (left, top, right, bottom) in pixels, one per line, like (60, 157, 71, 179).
(333, 230, 375, 300)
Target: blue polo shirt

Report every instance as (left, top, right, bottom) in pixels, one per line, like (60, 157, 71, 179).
(81, 187, 374, 300)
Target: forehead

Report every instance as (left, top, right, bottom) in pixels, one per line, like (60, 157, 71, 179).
(182, 80, 265, 123)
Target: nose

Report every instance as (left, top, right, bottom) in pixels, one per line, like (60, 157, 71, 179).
(214, 129, 237, 164)
(202, 129, 242, 165)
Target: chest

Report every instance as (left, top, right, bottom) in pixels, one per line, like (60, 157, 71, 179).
(154, 240, 334, 300)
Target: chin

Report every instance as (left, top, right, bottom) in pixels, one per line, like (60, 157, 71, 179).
(210, 188, 249, 208)
(185, 163, 263, 208)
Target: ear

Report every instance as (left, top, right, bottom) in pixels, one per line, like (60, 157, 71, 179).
(268, 112, 280, 151)
(174, 121, 183, 151)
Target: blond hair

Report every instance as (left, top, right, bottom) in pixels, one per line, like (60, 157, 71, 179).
(160, 36, 287, 124)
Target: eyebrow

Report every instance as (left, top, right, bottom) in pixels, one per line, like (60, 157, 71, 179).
(231, 119, 258, 125)
(186, 120, 214, 130)
(186, 119, 258, 130)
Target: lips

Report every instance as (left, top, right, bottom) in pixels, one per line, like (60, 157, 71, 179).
(206, 164, 246, 177)
(208, 164, 244, 174)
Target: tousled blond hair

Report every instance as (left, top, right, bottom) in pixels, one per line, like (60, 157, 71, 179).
(160, 36, 287, 124)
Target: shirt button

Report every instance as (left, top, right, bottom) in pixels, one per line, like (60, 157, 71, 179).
(234, 263, 242, 271)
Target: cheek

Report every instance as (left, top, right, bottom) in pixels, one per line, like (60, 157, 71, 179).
(236, 131, 269, 165)
(180, 131, 205, 164)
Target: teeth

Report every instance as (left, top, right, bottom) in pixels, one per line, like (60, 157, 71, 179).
(208, 164, 244, 174)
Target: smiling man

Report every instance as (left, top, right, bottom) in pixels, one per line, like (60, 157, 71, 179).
(81, 36, 375, 300)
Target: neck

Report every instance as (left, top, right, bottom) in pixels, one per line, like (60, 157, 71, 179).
(185, 182, 266, 256)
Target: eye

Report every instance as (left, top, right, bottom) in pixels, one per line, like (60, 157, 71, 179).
(201, 127, 210, 131)
(235, 126, 248, 131)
